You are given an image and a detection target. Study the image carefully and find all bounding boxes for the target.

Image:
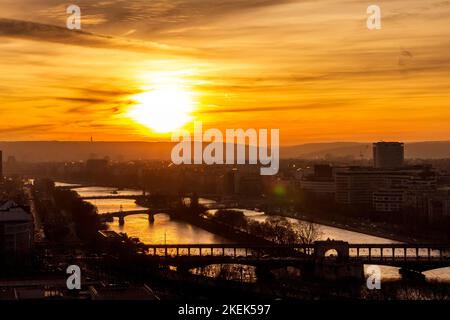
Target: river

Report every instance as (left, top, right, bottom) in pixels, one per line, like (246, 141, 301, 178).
(61, 184, 450, 282)
(72, 186, 228, 244)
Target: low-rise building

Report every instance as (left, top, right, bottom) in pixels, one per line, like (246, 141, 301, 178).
(372, 188, 404, 213)
(301, 179, 335, 196)
(335, 166, 436, 207)
(426, 190, 450, 223)
(0, 200, 34, 261)
(300, 164, 335, 198)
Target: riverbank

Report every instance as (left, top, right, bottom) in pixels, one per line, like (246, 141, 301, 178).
(267, 210, 440, 244)
(170, 211, 276, 246)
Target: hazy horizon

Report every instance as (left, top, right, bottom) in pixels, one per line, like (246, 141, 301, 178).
(0, 139, 450, 145)
(1, 140, 450, 162)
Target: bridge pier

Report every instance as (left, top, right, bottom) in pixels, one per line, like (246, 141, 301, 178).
(148, 211, 155, 223)
(399, 268, 426, 281)
(255, 265, 274, 281)
(118, 216, 125, 226)
(177, 265, 192, 275)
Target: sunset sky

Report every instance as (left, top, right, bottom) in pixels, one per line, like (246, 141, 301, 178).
(0, 0, 449, 145)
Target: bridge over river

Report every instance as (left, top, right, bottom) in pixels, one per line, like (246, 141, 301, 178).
(99, 204, 230, 225)
(81, 194, 143, 200)
(142, 242, 450, 278)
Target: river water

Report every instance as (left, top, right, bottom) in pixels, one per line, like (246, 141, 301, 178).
(63, 184, 450, 282)
(72, 186, 228, 244)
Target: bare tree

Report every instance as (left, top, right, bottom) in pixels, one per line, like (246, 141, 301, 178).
(295, 221, 322, 245)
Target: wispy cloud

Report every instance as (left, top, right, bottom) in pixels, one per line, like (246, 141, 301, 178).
(0, 123, 56, 134)
(0, 1, 450, 142)
(0, 18, 204, 57)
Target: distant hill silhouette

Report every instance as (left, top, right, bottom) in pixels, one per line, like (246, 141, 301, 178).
(0, 140, 449, 162)
(282, 142, 368, 159)
(281, 141, 450, 159)
(0, 141, 174, 162)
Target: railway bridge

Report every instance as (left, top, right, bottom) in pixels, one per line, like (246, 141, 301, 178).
(143, 241, 450, 279)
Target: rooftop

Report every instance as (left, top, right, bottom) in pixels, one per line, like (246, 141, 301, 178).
(0, 200, 32, 222)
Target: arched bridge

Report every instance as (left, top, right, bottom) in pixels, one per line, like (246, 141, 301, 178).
(81, 195, 143, 200)
(100, 204, 233, 225)
(99, 208, 172, 224)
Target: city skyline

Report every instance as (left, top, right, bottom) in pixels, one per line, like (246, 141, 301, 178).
(1, 0, 450, 307)
(0, 0, 450, 144)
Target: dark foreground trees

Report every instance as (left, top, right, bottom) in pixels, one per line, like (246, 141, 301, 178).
(52, 189, 104, 242)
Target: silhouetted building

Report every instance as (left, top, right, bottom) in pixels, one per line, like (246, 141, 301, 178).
(373, 142, 404, 168)
(0, 200, 33, 262)
(372, 188, 404, 213)
(300, 165, 335, 198)
(335, 166, 436, 208)
(224, 169, 239, 195)
(314, 164, 333, 178)
(239, 173, 262, 196)
(426, 190, 450, 223)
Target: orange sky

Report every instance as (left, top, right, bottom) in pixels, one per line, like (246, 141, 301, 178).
(0, 0, 449, 145)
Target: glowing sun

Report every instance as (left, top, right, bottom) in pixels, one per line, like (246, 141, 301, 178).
(128, 76, 195, 133)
